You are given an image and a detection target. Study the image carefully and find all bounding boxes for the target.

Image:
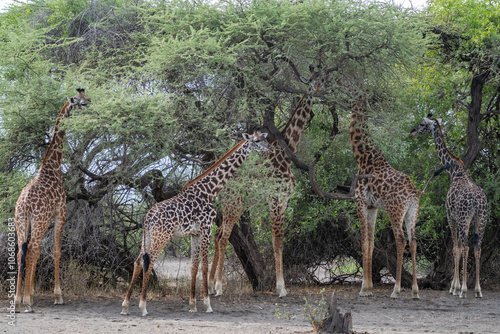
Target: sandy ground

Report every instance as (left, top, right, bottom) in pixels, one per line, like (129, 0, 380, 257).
(2, 259, 500, 333)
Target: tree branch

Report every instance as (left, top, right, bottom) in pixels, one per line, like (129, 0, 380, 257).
(263, 113, 374, 200)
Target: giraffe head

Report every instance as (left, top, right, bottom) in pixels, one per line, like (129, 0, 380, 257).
(242, 127, 272, 152)
(67, 88, 91, 111)
(408, 113, 442, 138)
(300, 65, 330, 93)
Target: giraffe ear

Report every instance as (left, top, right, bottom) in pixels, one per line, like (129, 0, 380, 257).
(261, 132, 268, 138)
(242, 133, 250, 140)
(436, 118, 442, 125)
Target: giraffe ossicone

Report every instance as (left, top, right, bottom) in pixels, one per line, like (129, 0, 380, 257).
(14, 89, 91, 313)
(121, 128, 272, 317)
(409, 115, 488, 298)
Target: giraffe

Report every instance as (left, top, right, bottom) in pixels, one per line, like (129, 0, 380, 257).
(409, 114, 488, 298)
(14, 89, 91, 313)
(350, 100, 420, 299)
(121, 128, 272, 316)
(208, 67, 324, 297)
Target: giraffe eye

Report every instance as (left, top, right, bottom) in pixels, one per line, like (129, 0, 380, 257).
(255, 139, 260, 143)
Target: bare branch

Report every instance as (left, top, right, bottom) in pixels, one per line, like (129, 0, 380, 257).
(263, 112, 375, 200)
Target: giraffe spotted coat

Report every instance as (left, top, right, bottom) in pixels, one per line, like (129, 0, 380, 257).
(121, 129, 272, 317)
(409, 115, 488, 298)
(350, 102, 421, 299)
(209, 68, 324, 297)
(15, 89, 91, 313)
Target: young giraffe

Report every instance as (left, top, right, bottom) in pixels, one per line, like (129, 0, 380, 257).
(208, 68, 323, 297)
(14, 89, 91, 313)
(409, 114, 488, 298)
(121, 129, 272, 316)
(350, 100, 420, 299)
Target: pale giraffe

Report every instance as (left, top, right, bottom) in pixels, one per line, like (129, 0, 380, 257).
(350, 100, 420, 299)
(208, 67, 324, 297)
(121, 128, 272, 316)
(409, 114, 488, 298)
(14, 89, 91, 313)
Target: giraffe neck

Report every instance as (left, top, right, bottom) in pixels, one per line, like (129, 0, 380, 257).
(280, 92, 314, 154)
(349, 108, 386, 171)
(39, 102, 71, 173)
(184, 140, 254, 202)
(431, 122, 467, 179)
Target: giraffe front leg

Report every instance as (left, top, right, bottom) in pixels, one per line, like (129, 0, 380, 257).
(450, 244, 461, 296)
(359, 205, 376, 297)
(410, 239, 420, 299)
(189, 236, 201, 312)
(201, 231, 213, 313)
(447, 216, 461, 295)
(270, 200, 287, 298)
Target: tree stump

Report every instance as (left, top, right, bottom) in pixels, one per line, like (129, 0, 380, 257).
(321, 292, 352, 333)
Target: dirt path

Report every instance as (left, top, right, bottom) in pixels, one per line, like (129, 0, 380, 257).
(3, 283, 500, 334)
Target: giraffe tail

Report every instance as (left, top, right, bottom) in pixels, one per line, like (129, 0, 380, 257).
(142, 253, 150, 275)
(21, 241, 28, 280)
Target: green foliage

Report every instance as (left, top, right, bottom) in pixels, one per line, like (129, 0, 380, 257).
(0, 0, 498, 288)
(302, 288, 329, 332)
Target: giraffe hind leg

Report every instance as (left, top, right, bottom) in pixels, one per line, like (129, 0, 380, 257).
(358, 206, 376, 297)
(208, 227, 222, 295)
(474, 235, 482, 298)
(121, 254, 144, 315)
(53, 204, 66, 305)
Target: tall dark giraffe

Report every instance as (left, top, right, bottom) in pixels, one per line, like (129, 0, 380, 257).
(209, 68, 323, 297)
(409, 114, 488, 298)
(350, 100, 420, 299)
(121, 129, 272, 316)
(15, 89, 91, 312)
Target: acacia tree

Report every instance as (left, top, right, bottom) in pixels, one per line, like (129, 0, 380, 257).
(4, 0, 497, 293)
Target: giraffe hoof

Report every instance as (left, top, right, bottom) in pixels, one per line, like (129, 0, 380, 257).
(359, 290, 373, 297)
(24, 309, 34, 313)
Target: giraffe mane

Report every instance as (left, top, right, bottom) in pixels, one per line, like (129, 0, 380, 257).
(40, 101, 71, 166)
(435, 120, 466, 169)
(181, 139, 247, 191)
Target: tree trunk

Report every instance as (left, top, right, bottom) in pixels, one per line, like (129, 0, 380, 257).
(420, 218, 454, 290)
(463, 71, 488, 168)
(321, 292, 352, 334)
